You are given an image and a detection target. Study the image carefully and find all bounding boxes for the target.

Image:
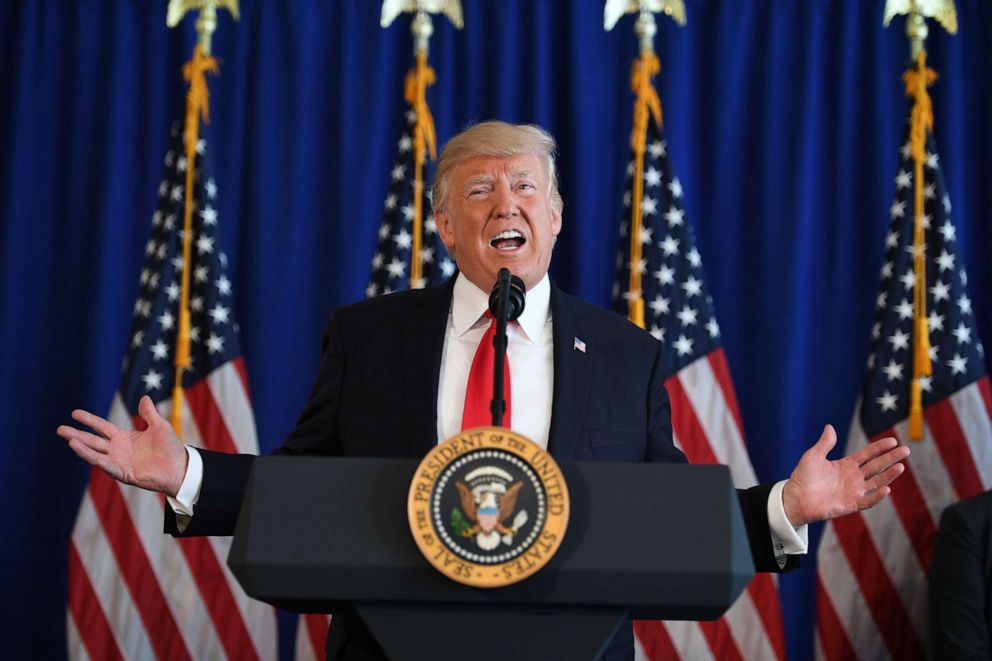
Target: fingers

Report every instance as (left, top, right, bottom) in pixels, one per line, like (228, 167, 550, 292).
(864, 462, 906, 493)
(57, 425, 110, 455)
(859, 444, 911, 479)
(70, 408, 121, 440)
(65, 437, 105, 467)
(848, 435, 901, 466)
(808, 424, 837, 457)
(66, 438, 125, 482)
(65, 437, 103, 466)
(138, 395, 166, 429)
(858, 485, 891, 511)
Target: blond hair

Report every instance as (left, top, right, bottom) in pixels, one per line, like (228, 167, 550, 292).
(431, 121, 563, 213)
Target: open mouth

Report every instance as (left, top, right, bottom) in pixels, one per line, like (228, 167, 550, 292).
(490, 229, 526, 251)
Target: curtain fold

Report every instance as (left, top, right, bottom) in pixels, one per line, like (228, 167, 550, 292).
(3, 2, 990, 658)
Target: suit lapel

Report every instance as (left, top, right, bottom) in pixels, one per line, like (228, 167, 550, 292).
(400, 279, 454, 458)
(399, 279, 592, 460)
(547, 283, 592, 461)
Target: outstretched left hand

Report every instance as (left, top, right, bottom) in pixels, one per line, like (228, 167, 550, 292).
(782, 424, 911, 527)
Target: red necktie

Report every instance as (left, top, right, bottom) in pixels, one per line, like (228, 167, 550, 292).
(461, 312, 511, 430)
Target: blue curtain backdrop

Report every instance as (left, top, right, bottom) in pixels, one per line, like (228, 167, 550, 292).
(3, 1, 990, 659)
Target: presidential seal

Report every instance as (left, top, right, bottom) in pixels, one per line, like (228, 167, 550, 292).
(408, 427, 569, 588)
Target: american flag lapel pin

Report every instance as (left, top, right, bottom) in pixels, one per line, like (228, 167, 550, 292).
(573, 337, 586, 353)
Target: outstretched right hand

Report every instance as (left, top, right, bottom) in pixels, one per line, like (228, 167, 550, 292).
(57, 395, 188, 497)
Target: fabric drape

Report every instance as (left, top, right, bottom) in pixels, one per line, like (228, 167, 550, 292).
(3, 2, 991, 659)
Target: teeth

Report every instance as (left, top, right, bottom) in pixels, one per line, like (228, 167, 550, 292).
(491, 230, 523, 240)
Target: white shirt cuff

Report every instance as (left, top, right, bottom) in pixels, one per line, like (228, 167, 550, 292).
(166, 445, 203, 518)
(768, 480, 809, 566)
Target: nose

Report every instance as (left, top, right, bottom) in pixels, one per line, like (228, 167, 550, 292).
(492, 183, 519, 219)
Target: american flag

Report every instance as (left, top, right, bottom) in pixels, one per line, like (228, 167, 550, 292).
(614, 114, 788, 660)
(67, 120, 277, 660)
(815, 123, 992, 659)
(365, 108, 454, 297)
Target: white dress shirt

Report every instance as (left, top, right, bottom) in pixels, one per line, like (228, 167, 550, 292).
(438, 273, 554, 447)
(169, 273, 808, 562)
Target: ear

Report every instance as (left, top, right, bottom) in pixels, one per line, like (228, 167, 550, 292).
(551, 205, 563, 237)
(435, 208, 457, 255)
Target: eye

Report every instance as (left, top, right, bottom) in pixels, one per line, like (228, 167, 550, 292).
(516, 182, 535, 192)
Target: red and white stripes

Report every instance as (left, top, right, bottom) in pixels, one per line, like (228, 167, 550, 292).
(635, 349, 788, 661)
(68, 359, 277, 661)
(295, 614, 332, 661)
(815, 377, 992, 660)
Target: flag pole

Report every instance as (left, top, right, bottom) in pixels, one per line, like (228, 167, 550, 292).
(166, 0, 238, 435)
(407, 10, 438, 289)
(381, 1, 461, 289)
(904, 47, 936, 440)
(884, 0, 957, 439)
(625, 11, 664, 328)
(605, 1, 684, 328)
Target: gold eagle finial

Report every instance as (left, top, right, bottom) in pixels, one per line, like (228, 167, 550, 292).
(381, 0, 464, 30)
(604, 0, 686, 31)
(167, 0, 240, 55)
(167, 0, 240, 28)
(883, 0, 957, 34)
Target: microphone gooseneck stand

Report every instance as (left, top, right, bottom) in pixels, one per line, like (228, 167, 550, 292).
(488, 268, 526, 427)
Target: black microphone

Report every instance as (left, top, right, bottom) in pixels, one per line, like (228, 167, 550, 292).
(488, 270, 526, 321)
(488, 269, 525, 427)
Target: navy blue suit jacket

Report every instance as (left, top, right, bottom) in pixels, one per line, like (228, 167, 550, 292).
(168, 279, 795, 659)
(930, 490, 992, 660)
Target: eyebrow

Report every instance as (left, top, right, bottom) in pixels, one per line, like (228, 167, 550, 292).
(464, 169, 534, 183)
(461, 168, 538, 191)
(464, 175, 494, 187)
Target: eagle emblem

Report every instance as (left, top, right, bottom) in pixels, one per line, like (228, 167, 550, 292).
(409, 427, 570, 587)
(452, 467, 529, 551)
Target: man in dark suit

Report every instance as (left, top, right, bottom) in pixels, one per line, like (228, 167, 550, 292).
(930, 490, 992, 660)
(60, 121, 910, 660)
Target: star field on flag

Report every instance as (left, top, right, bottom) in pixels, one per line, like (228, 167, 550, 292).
(366, 110, 454, 296)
